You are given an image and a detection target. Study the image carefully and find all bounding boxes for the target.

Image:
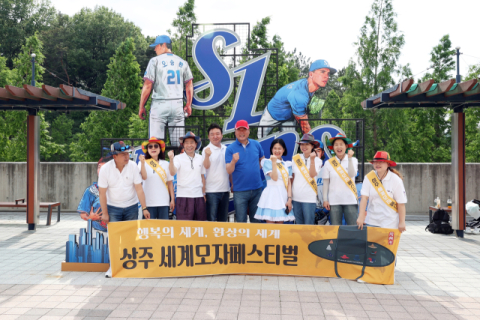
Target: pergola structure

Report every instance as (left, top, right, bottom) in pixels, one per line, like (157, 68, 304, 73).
(361, 76, 479, 237)
(0, 84, 125, 230)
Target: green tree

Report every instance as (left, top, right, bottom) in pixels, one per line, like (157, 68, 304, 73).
(464, 64, 480, 162)
(70, 38, 142, 161)
(0, 33, 63, 161)
(340, 0, 407, 160)
(0, 0, 55, 67)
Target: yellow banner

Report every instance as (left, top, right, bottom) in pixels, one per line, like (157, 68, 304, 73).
(145, 159, 167, 188)
(276, 162, 289, 190)
(328, 157, 357, 199)
(108, 220, 401, 285)
(292, 154, 318, 194)
(366, 170, 398, 212)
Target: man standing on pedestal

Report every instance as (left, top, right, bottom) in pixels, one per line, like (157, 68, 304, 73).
(138, 35, 194, 147)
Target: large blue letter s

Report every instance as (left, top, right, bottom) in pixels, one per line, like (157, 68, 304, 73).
(192, 29, 239, 109)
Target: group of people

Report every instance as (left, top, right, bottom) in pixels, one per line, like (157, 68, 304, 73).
(78, 118, 407, 233)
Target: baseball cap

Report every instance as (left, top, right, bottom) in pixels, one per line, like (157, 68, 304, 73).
(110, 141, 131, 155)
(235, 120, 249, 130)
(310, 59, 337, 75)
(149, 35, 171, 48)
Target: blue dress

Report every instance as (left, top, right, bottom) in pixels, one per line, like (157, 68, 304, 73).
(254, 159, 295, 222)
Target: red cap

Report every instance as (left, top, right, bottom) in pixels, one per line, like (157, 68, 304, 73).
(235, 120, 249, 130)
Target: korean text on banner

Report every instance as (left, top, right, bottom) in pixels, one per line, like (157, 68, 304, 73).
(108, 220, 401, 285)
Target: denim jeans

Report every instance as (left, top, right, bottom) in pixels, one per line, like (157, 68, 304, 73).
(233, 187, 262, 223)
(292, 201, 317, 225)
(329, 204, 358, 225)
(206, 192, 230, 222)
(144, 206, 169, 220)
(107, 203, 138, 222)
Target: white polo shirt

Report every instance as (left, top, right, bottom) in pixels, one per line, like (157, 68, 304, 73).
(202, 143, 230, 193)
(138, 160, 173, 207)
(361, 170, 407, 229)
(98, 160, 142, 207)
(292, 155, 322, 203)
(322, 156, 358, 205)
(174, 153, 206, 198)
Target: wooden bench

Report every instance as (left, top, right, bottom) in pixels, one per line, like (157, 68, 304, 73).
(0, 198, 61, 225)
(428, 206, 452, 223)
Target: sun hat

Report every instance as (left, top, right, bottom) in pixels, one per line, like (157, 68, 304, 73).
(141, 137, 166, 154)
(327, 133, 353, 151)
(110, 141, 131, 155)
(296, 133, 320, 149)
(368, 151, 397, 167)
(179, 131, 202, 150)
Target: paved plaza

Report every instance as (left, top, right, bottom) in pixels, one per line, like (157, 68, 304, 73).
(1, 212, 480, 320)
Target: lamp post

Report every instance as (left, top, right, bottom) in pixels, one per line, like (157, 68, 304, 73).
(31, 53, 36, 87)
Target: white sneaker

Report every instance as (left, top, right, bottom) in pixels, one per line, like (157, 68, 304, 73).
(465, 227, 473, 234)
(473, 227, 480, 235)
(105, 266, 112, 278)
(357, 278, 366, 283)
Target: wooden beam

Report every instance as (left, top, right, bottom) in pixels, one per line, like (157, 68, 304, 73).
(22, 84, 57, 101)
(445, 79, 477, 97)
(464, 83, 480, 97)
(42, 85, 73, 101)
(390, 78, 414, 98)
(5, 85, 41, 101)
(59, 84, 90, 101)
(0, 88, 25, 101)
(425, 79, 456, 97)
(407, 79, 435, 98)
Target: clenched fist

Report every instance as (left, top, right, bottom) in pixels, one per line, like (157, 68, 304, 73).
(168, 150, 175, 160)
(270, 155, 277, 163)
(204, 147, 212, 157)
(139, 155, 145, 163)
(309, 152, 316, 160)
(232, 152, 240, 163)
(348, 149, 354, 158)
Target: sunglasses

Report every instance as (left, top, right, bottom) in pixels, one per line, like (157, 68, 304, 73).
(148, 144, 160, 149)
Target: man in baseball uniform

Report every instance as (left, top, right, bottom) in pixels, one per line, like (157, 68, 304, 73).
(138, 35, 194, 147)
(257, 59, 336, 138)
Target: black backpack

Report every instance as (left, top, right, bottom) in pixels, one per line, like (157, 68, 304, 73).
(426, 209, 453, 234)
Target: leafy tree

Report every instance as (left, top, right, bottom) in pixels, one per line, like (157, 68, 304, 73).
(0, 33, 63, 161)
(0, 0, 55, 67)
(340, 0, 406, 159)
(70, 38, 142, 161)
(464, 64, 480, 162)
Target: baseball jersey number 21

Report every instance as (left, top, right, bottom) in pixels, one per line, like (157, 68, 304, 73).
(167, 70, 181, 85)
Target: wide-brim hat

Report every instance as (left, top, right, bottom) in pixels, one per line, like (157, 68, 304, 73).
(179, 131, 202, 150)
(327, 133, 353, 151)
(141, 137, 166, 154)
(369, 151, 397, 167)
(110, 141, 131, 155)
(296, 133, 320, 149)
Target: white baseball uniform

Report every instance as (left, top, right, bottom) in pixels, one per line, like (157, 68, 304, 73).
(144, 53, 193, 146)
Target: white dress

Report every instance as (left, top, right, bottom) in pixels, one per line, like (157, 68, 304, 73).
(254, 159, 295, 222)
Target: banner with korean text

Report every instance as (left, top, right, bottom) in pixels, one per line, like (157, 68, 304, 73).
(108, 220, 401, 285)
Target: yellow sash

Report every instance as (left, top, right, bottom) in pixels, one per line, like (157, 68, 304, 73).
(275, 161, 289, 190)
(145, 159, 168, 188)
(328, 157, 357, 199)
(366, 170, 398, 212)
(292, 154, 318, 194)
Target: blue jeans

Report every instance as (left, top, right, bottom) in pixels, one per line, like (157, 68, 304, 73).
(329, 204, 358, 225)
(233, 187, 262, 223)
(206, 192, 230, 222)
(144, 206, 169, 220)
(107, 203, 138, 222)
(293, 201, 317, 225)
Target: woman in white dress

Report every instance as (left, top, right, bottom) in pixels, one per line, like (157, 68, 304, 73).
(254, 138, 295, 224)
